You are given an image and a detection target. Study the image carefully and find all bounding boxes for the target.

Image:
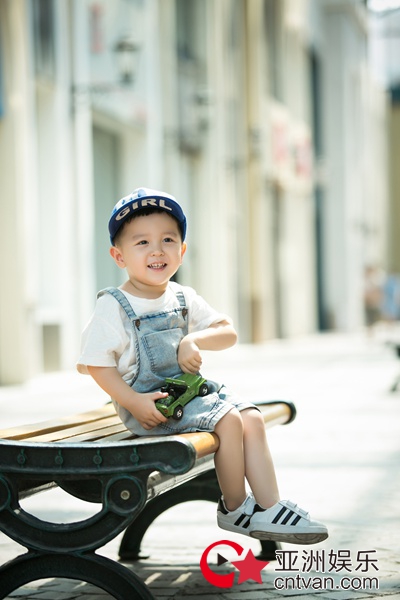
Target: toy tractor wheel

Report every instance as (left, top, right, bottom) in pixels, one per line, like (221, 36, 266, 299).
(199, 383, 209, 397)
(172, 405, 184, 420)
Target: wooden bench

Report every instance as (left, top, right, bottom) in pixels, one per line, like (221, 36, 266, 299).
(0, 399, 296, 599)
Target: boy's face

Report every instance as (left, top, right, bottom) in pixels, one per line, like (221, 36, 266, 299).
(110, 211, 187, 298)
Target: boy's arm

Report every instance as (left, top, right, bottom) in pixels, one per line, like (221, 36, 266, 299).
(86, 366, 168, 430)
(178, 320, 237, 374)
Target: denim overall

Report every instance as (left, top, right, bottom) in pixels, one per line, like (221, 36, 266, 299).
(99, 286, 255, 436)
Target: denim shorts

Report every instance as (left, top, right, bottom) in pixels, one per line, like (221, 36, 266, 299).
(114, 385, 258, 437)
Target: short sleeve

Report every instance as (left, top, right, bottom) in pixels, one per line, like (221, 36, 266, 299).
(179, 285, 233, 333)
(76, 294, 135, 378)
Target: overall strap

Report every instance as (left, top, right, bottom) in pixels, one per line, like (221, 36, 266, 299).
(174, 286, 187, 308)
(97, 287, 137, 322)
(98, 284, 187, 320)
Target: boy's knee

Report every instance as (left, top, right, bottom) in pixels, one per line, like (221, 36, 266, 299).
(215, 407, 243, 434)
(242, 408, 265, 434)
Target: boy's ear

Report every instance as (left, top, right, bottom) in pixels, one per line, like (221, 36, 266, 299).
(110, 246, 125, 269)
(180, 242, 187, 261)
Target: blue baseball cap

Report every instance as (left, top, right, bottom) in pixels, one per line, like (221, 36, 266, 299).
(108, 187, 187, 244)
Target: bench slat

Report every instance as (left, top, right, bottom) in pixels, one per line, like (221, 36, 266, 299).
(95, 430, 137, 442)
(24, 416, 122, 442)
(0, 404, 115, 440)
(180, 432, 219, 458)
(20, 415, 121, 442)
(257, 401, 292, 429)
(56, 423, 133, 443)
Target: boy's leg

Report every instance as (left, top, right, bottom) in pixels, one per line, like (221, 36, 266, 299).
(216, 407, 329, 544)
(213, 408, 247, 510)
(241, 408, 280, 508)
(212, 407, 279, 509)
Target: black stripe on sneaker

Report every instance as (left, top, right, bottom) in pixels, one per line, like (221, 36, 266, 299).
(281, 510, 295, 525)
(233, 513, 252, 529)
(272, 506, 287, 524)
(234, 513, 249, 527)
(291, 515, 302, 526)
(218, 499, 229, 515)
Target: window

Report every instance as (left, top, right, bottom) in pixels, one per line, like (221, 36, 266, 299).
(32, 0, 56, 80)
(264, 0, 282, 100)
(176, 0, 205, 62)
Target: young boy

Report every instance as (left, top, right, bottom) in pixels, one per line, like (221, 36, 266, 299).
(78, 187, 328, 544)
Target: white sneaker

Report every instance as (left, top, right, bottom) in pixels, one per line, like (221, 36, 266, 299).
(249, 500, 328, 545)
(217, 494, 256, 536)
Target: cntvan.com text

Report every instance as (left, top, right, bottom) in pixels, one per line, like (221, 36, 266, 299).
(274, 574, 379, 592)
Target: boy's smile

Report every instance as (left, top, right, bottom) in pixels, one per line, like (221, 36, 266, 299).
(110, 211, 186, 298)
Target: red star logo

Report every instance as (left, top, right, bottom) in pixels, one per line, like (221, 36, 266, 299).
(231, 549, 269, 584)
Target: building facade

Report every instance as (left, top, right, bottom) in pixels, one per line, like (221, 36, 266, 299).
(0, 0, 389, 384)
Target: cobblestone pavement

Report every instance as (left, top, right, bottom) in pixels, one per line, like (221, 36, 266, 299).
(0, 331, 400, 599)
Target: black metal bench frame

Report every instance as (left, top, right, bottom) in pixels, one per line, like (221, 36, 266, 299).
(0, 400, 296, 599)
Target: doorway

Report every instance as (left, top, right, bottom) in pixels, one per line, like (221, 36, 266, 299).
(92, 126, 122, 291)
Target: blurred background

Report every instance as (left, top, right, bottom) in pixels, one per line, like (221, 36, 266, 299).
(0, 0, 399, 385)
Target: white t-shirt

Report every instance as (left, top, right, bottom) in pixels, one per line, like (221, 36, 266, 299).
(77, 282, 230, 385)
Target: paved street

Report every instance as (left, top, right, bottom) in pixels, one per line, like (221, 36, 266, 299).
(0, 331, 400, 599)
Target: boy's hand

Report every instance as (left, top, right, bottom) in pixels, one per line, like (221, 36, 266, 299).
(178, 321, 237, 374)
(87, 366, 169, 430)
(130, 391, 169, 430)
(178, 335, 202, 374)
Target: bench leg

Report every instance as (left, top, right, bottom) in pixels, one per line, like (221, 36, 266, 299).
(119, 469, 280, 562)
(0, 550, 155, 600)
